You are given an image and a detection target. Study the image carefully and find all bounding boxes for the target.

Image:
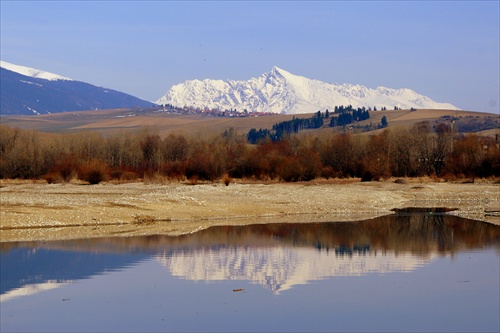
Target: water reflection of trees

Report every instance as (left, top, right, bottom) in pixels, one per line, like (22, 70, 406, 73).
(5, 209, 497, 257)
(239, 211, 499, 257)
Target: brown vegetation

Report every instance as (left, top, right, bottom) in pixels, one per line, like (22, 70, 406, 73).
(0, 119, 499, 183)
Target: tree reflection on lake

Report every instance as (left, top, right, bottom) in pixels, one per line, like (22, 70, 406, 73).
(1, 209, 499, 332)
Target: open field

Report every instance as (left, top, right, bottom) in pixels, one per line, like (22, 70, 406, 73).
(0, 108, 301, 137)
(1, 178, 498, 242)
(1, 108, 498, 138)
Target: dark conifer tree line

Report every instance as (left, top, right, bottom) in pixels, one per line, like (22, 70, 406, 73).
(248, 111, 325, 143)
(329, 105, 370, 127)
(247, 107, 375, 144)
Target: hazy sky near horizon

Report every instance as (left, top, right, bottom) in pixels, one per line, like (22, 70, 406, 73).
(1, 1, 499, 112)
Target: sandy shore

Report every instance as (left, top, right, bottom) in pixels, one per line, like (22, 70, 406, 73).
(1, 179, 499, 242)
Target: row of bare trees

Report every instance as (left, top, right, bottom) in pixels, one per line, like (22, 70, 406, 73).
(0, 122, 498, 183)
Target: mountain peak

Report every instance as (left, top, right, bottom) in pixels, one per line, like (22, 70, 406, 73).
(269, 66, 298, 80)
(270, 66, 287, 75)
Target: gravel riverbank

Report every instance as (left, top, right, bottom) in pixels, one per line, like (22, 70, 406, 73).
(1, 179, 498, 242)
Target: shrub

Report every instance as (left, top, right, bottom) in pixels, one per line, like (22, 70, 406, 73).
(223, 173, 232, 186)
(78, 159, 109, 184)
(185, 148, 225, 182)
(52, 153, 79, 182)
(109, 167, 124, 180)
(277, 156, 301, 182)
(361, 171, 375, 182)
(188, 175, 199, 185)
(42, 172, 62, 184)
(121, 171, 139, 181)
(296, 147, 322, 181)
(320, 166, 335, 179)
(161, 161, 186, 181)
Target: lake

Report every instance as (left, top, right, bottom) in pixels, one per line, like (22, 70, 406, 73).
(1, 208, 499, 332)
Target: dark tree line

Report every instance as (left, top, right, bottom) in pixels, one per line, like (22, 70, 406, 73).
(329, 106, 370, 127)
(247, 108, 378, 143)
(248, 112, 325, 143)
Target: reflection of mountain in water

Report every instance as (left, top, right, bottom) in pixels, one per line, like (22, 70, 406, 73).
(0, 248, 148, 301)
(1, 209, 499, 297)
(155, 209, 499, 293)
(157, 247, 431, 294)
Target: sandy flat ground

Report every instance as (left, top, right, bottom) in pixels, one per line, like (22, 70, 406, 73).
(1, 179, 499, 242)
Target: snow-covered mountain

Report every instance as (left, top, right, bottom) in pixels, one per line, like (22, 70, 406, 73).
(1, 60, 154, 115)
(157, 66, 459, 114)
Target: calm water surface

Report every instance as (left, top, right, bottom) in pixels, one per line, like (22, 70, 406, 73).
(1, 209, 499, 332)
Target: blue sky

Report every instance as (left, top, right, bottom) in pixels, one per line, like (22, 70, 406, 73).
(1, 1, 499, 112)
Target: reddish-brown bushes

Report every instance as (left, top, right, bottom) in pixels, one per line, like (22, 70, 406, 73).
(360, 133, 391, 181)
(161, 161, 186, 181)
(51, 153, 79, 182)
(77, 159, 109, 184)
(443, 135, 498, 178)
(109, 167, 139, 182)
(0, 124, 498, 182)
(223, 173, 232, 186)
(42, 172, 62, 184)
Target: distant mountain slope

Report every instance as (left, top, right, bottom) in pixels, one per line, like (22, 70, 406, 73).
(157, 66, 459, 114)
(0, 61, 154, 116)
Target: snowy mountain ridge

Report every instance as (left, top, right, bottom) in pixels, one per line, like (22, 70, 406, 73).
(0, 60, 73, 81)
(157, 66, 459, 114)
